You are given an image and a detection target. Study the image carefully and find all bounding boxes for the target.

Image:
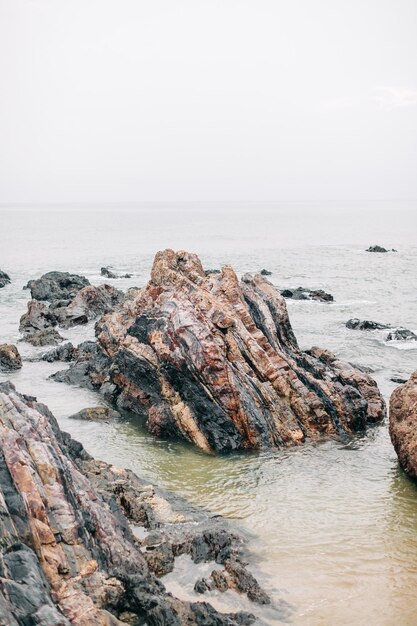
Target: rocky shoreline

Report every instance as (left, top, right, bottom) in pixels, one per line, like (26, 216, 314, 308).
(46, 249, 385, 453)
(0, 381, 276, 625)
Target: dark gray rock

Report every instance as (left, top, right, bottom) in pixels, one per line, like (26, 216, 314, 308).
(260, 269, 272, 276)
(346, 319, 391, 331)
(0, 344, 22, 370)
(391, 376, 407, 384)
(366, 245, 389, 253)
(0, 269, 11, 288)
(41, 342, 76, 362)
(19, 300, 64, 346)
(281, 287, 334, 302)
(25, 271, 90, 301)
(387, 328, 417, 342)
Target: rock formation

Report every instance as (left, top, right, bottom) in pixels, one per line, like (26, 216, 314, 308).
(387, 328, 417, 342)
(101, 267, 132, 279)
(0, 270, 11, 288)
(20, 271, 123, 345)
(54, 249, 385, 453)
(281, 287, 334, 302)
(389, 372, 417, 479)
(68, 406, 121, 421)
(0, 381, 263, 625)
(346, 319, 391, 331)
(0, 344, 22, 370)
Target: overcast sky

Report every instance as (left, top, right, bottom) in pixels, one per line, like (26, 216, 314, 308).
(0, 0, 416, 204)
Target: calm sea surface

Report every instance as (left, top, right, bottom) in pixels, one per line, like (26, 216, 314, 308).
(1, 204, 417, 625)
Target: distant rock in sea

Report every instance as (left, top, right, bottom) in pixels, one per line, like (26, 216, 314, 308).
(0, 269, 11, 288)
(54, 249, 385, 453)
(281, 287, 334, 302)
(390, 371, 417, 478)
(366, 245, 397, 253)
(346, 319, 391, 331)
(101, 266, 132, 279)
(260, 268, 272, 276)
(387, 328, 417, 342)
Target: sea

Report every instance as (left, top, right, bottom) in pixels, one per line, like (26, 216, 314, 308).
(0, 202, 416, 625)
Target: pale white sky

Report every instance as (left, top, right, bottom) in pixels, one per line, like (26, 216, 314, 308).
(0, 0, 416, 203)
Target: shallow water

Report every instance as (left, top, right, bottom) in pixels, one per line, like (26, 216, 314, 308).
(1, 204, 417, 625)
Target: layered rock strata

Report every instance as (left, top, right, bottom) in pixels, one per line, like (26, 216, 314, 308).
(389, 372, 417, 478)
(0, 381, 263, 625)
(54, 250, 385, 453)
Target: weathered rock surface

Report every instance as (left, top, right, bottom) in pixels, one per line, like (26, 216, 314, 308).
(19, 300, 64, 346)
(0, 344, 22, 370)
(387, 328, 417, 342)
(0, 269, 11, 288)
(0, 382, 260, 625)
(68, 406, 121, 421)
(346, 319, 391, 331)
(20, 272, 123, 344)
(281, 287, 334, 302)
(55, 249, 385, 453)
(25, 271, 90, 301)
(389, 372, 417, 479)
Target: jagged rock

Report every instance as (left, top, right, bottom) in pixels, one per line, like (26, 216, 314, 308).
(260, 269, 272, 276)
(281, 287, 334, 302)
(53, 284, 124, 328)
(346, 319, 391, 331)
(24, 271, 90, 301)
(68, 406, 121, 421)
(0, 382, 257, 625)
(0, 344, 22, 370)
(390, 372, 417, 479)
(386, 328, 417, 342)
(19, 300, 64, 346)
(195, 560, 269, 605)
(0, 269, 11, 288)
(41, 342, 76, 362)
(366, 245, 389, 253)
(56, 249, 385, 453)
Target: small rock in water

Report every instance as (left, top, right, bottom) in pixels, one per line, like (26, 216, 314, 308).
(0, 344, 22, 370)
(281, 287, 334, 302)
(346, 319, 391, 331)
(0, 269, 11, 288)
(366, 245, 396, 253)
(260, 269, 272, 276)
(387, 328, 417, 342)
(391, 376, 407, 384)
(68, 406, 121, 421)
(101, 266, 132, 279)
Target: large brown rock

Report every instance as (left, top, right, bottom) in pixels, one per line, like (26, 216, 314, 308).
(390, 371, 417, 478)
(83, 249, 385, 453)
(0, 382, 258, 625)
(0, 344, 22, 370)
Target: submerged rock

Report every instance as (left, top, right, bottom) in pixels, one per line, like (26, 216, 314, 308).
(260, 269, 272, 276)
(0, 344, 22, 370)
(68, 406, 121, 421)
(0, 382, 258, 625)
(0, 269, 11, 288)
(57, 249, 385, 453)
(346, 319, 391, 331)
(386, 328, 417, 342)
(25, 271, 90, 301)
(281, 287, 334, 302)
(390, 372, 417, 479)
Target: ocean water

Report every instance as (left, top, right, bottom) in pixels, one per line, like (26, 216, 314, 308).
(1, 204, 417, 625)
